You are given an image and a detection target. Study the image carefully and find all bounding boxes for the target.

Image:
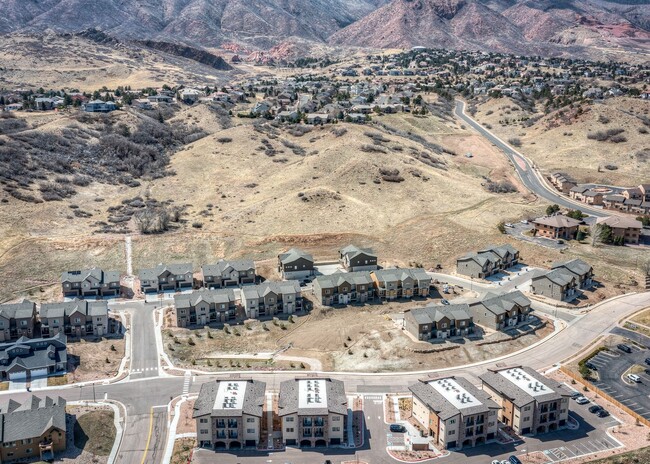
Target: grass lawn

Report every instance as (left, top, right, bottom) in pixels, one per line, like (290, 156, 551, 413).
(589, 445, 650, 463)
(47, 375, 68, 387)
(73, 409, 116, 456)
(171, 438, 195, 464)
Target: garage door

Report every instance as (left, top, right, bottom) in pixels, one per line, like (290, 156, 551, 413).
(9, 371, 26, 380)
(31, 368, 48, 378)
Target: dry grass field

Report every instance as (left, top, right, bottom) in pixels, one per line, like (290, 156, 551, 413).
(473, 96, 650, 187)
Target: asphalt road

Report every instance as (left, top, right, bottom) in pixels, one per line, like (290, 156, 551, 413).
(454, 100, 609, 218)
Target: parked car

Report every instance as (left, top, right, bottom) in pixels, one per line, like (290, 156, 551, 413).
(585, 361, 598, 370)
(441, 299, 450, 305)
(589, 405, 603, 414)
(644, 357, 650, 365)
(570, 391, 584, 400)
(576, 396, 590, 405)
(520, 220, 529, 224)
(389, 424, 406, 433)
(597, 409, 610, 418)
(509, 456, 523, 464)
(628, 373, 641, 383)
(617, 344, 632, 353)
(505, 223, 514, 228)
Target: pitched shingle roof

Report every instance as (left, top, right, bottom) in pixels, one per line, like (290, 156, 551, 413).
(279, 248, 313, 265)
(174, 288, 236, 308)
(139, 263, 193, 281)
(551, 259, 592, 278)
(532, 215, 582, 228)
(313, 271, 373, 289)
(372, 268, 431, 284)
(339, 245, 376, 260)
(40, 300, 107, 319)
(202, 260, 255, 277)
(241, 281, 301, 300)
(0, 300, 35, 320)
(61, 268, 120, 284)
(0, 395, 67, 442)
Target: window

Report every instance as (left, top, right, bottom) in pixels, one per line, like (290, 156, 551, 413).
(524, 406, 531, 411)
(21, 439, 32, 445)
(74, 318, 81, 323)
(200, 429, 209, 434)
(247, 418, 255, 423)
(449, 419, 456, 425)
(332, 427, 340, 432)
(332, 416, 340, 421)
(247, 428, 255, 434)
(448, 430, 455, 435)
(3, 442, 15, 447)
(523, 417, 530, 422)
(286, 428, 294, 433)
(53, 319, 59, 324)
(25, 448, 32, 454)
(440, 323, 447, 329)
(488, 422, 494, 427)
(286, 417, 294, 422)
(199, 418, 208, 423)
(20, 320, 27, 326)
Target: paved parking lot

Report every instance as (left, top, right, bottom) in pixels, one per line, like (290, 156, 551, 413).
(588, 342, 650, 421)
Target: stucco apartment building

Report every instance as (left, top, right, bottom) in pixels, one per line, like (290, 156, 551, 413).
(61, 268, 121, 298)
(312, 272, 375, 306)
(338, 245, 378, 271)
(277, 248, 314, 280)
(480, 366, 570, 435)
(279, 378, 348, 447)
(370, 268, 431, 300)
(410, 377, 500, 450)
(139, 263, 194, 293)
(240, 281, 302, 318)
(456, 245, 520, 279)
(202, 260, 256, 288)
(0, 300, 36, 341)
(596, 216, 642, 245)
(193, 379, 266, 450)
(0, 395, 67, 462)
(404, 304, 474, 341)
(39, 300, 109, 338)
(174, 288, 237, 327)
(531, 215, 582, 240)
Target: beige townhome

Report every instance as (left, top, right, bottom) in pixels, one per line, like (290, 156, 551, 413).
(410, 377, 500, 450)
(193, 379, 266, 450)
(279, 378, 348, 447)
(479, 366, 571, 435)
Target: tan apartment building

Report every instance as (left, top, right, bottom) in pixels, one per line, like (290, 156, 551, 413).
(531, 215, 582, 240)
(410, 377, 500, 450)
(193, 379, 266, 450)
(479, 366, 571, 435)
(596, 216, 642, 245)
(370, 268, 431, 300)
(279, 378, 348, 447)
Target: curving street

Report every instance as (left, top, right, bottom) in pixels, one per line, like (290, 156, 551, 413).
(454, 100, 610, 218)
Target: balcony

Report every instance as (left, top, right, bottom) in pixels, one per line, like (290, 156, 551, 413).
(216, 421, 226, 429)
(303, 428, 312, 437)
(465, 429, 474, 437)
(216, 431, 226, 439)
(314, 428, 324, 438)
(227, 420, 238, 428)
(227, 431, 238, 439)
(314, 418, 324, 427)
(303, 419, 313, 427)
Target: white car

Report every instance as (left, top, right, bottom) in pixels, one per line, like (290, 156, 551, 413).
(520, 219, 529, 224)
(505, 223, 515, 228)
(628, 374, 641, 383)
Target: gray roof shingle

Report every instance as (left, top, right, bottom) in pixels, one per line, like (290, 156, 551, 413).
(0, 395, 66, 442)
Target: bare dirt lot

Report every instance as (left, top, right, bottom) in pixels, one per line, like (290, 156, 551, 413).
(66, 337, 125, 383)
(163, 300, 554, 372)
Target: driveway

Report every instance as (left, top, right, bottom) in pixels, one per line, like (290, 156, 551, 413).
(505, 223, 568, 250)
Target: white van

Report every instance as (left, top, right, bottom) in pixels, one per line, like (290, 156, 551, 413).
(628, 373, 641, 383)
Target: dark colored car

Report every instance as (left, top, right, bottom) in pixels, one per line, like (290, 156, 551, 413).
(509, 456, 523, 464)
(570, 391, 583, 399)
(585, 361, 598, 370)
(589, 405, 603, 414)
(389, 424, 406, 433)
(644, 358, 650, 365)
(597, 409, 610, 418)
(617, 344, 632, 353)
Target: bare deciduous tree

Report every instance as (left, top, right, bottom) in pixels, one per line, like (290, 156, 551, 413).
(590, 223, 605, 247)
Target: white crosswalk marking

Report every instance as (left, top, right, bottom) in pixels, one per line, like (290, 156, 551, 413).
(183, 372, 191, 394)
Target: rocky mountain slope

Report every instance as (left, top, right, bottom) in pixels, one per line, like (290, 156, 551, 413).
(330, 0, 650, 57)
(0, 0, 389, 49)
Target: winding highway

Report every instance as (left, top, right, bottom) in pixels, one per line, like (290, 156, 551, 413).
(454, 100, 610, 218)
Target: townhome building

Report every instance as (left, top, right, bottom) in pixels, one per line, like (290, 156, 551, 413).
(338, 245, 378, 271)
(279, 378, 348, 447)
(0, 333, 67, 381)
(39, 300, 109, 338)
(61, 268, 121, 298)
(409, 377, 500, 450)
(0, 300, 36, 341)
(456, 244, 519, 279)
(404, 304, 474, 341)
(551, 259, 594, 289)
(277, 249, 314, 280)
(174, 288, 238, 328)
(479, 366, 571, 435)
(471, 291, 533, 331)
(595, 216, 642, 245)
(370, 268, 431, 300)
(139, 263, 194, 293)
(569, 187, 604, 206)
(194, 379, 266, 450)
(531, 215, 582, 240)
(549, 173, 576, 193)
(240, 281, 302, 319)
(202, 260, 256, 288)
(530, 269, 577, 301)
(312, 272, 374, 306)
(0, 395, 67, 462)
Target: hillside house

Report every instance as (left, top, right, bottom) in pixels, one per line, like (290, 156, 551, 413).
(202, 260, 256, 288)
(532, 215, 582, 240)
(139, 263, 194, 293)
(61, 268, 121, 298)
(83, 100, 116, 113)
(339, 245, 378, 271)
(277, 248, 314, 280)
